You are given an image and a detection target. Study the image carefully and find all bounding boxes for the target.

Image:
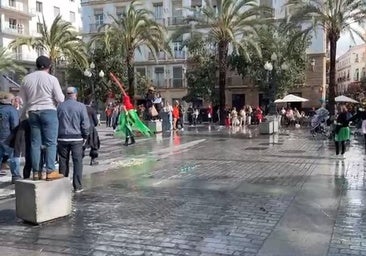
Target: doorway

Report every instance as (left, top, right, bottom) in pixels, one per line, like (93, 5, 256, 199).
(232, 94, 245, 110)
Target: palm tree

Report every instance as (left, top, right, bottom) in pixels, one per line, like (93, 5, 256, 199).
(91, 0, 168, 98)
(286, 0, 366, 115)
(0, 47, 26, 75)
(182, 0, 269, 124)
(9, 15, 87, 74)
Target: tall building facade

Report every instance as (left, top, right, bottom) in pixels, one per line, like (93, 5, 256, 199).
(0, 0, 82, 91)
(81, 0, 326, 108)
(336, 44, 366, 95)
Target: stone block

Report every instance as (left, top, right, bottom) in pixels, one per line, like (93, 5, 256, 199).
(259, 121, 274, 135)
(148, 120, 162, 134)
(15, 178, 72, 224)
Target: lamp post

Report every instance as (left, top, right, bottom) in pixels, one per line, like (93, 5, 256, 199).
(264, 53, 288, 115)
(84, 62, 104, 111)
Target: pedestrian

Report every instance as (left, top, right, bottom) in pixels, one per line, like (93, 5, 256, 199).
(334, 104, 350, 158)
(83, 98, 100, 166)
(105, 103, 113, 127)
(57, 87, 90, 192)
(0, 92, 21, 183)
(20, 55, 64, 181)
(172, 101, 180, 130)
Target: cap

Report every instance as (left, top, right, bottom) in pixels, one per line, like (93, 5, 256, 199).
(0, 92, 14, 104)
(148, 86, 155, 91)
(66, 87, 77, 94)
(36, 55, 51, 69)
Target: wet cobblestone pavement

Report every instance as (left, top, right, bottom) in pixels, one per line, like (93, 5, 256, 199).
(1, 126, 366, 255)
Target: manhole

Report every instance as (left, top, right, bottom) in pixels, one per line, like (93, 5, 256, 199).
(280, 150, 306, 153)
(245, 147, 268, 151)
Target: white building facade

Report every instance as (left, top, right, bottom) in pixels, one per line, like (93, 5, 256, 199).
(336, 44, 366, 95)
(0, 0, 82, 91)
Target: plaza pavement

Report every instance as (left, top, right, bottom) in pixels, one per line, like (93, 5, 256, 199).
(0, 124, 365, 256)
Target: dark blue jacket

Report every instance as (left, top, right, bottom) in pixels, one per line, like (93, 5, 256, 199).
(57, 98, 90, 140)
(0, 103, 19, 144)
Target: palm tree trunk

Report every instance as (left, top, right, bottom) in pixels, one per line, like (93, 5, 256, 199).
(127, 51, 135, 99)
(328, 34, 338, 116)
(218, 41, 228, 125)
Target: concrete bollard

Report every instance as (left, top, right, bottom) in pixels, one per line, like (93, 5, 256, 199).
(148, 120, 162, 134)
(15, 178, 72, 224)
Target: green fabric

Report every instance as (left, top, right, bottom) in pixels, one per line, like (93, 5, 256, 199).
(115, 110, 152, 138)
(335, 127, 350, 142)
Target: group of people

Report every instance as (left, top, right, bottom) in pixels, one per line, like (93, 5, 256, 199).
(223, 106, 263, 127)
(0, 56, 99, 192)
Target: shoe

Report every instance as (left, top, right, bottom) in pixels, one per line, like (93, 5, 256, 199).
(46, 171, 64, 181)
(32, 172, 39, 180)
(124, 138, 129, 146)
(1, 163, 9, 170)
(11, 177, 21, 184)
(90, 159, 99, 166)
(74, 188, 84, 193)
(130, 137, 135, 145)
(0, 170, 6, 176)
(39, 171, 46, 180)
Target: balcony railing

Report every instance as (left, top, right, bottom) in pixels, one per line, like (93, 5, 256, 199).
(172, 78, 184, 88)
(89, 23, 105, 33)
(154, 18, 166, 26)
(0, 1, 35, 16)
(168, 16, 186, 26)
(1, 24, 26, 35)
(148, 52, 166, 60)
(174, 51, 186, 59)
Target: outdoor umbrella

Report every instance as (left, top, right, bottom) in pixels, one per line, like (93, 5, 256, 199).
(280, 94, 309, 103)
(274, 99, 284, 103)
(335, 95, 358, 103)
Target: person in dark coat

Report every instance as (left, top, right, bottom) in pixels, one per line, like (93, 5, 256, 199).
(83, 98, 100, 166)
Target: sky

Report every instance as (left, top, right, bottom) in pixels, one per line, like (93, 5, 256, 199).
(337, 34, 364, 57)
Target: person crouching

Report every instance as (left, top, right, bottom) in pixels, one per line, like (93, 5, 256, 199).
(57, 87, 90, 193)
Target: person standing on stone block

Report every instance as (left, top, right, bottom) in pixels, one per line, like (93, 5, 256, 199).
(57, 87, 90, 193)
(20, 56, 65, 181)
(0, 92, 21, 183)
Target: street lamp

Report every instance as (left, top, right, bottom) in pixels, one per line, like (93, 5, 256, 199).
(264, 54, 288, 115)
(84, 63, 104, 111)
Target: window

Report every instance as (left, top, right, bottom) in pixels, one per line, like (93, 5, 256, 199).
(153, 3, 163, 19)
(69, 11, 75, 23)
(36, 1, 43, 13)
(54, 6, 60, 17)
(9, 0, 16, 7)
(37, 22, 42, 33)
(173, 66, 183, 88)
(355, 69, 360, 81)
(9, 18, 16, 29)
(154, 67, 164, 87)
(136, 68, 146, 77)
(36, 47, 44, 56)
(94, 9, 104, 26)
(355, 54, 359, 62)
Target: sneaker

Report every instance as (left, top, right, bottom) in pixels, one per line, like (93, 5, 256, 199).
(0, 170, 6, 176)
(39, 171, 46, 180)
(46, 171, 64, 181)
(11, 177, 21, 184)
(74, 188, 84, 193)
(32, 172, 39, 180)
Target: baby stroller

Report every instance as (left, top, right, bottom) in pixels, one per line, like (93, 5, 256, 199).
(310, 107, 330, 138)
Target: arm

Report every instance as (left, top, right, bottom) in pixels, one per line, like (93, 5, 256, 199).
(9, 108, 19, 131)
(52, 78, 65, 104)
(91, 109, 98, 127)
(80, 105, 90, 139)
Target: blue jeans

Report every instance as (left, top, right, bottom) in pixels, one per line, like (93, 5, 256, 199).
(28, 110, 58, 173)
(0, 143, 21, 178)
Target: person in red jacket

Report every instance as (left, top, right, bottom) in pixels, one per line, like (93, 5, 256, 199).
(172, 103, 180, 130)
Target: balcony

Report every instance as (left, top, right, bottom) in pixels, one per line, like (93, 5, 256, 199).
(89, 23, 105, 33)
(168, 16, 186, 26)
(174, 51, 186, 59)
(0, 1, 35, 17)
(154, 18, 166, 26)
(172, 78, 185, 88)
(148, 52, 166, 61)
(1, 23, 27, 35)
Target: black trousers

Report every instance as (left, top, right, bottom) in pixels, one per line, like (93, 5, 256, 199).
(57, 141, 83, 190)
(335, 141, 346, 155)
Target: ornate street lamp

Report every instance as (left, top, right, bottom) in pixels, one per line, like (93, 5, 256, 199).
(84, 62, 104, 111)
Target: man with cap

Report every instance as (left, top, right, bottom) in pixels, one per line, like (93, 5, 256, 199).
(0, 92, 21, 182)
(20, 55, 65, 181)
(57, 87, 90, 192)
